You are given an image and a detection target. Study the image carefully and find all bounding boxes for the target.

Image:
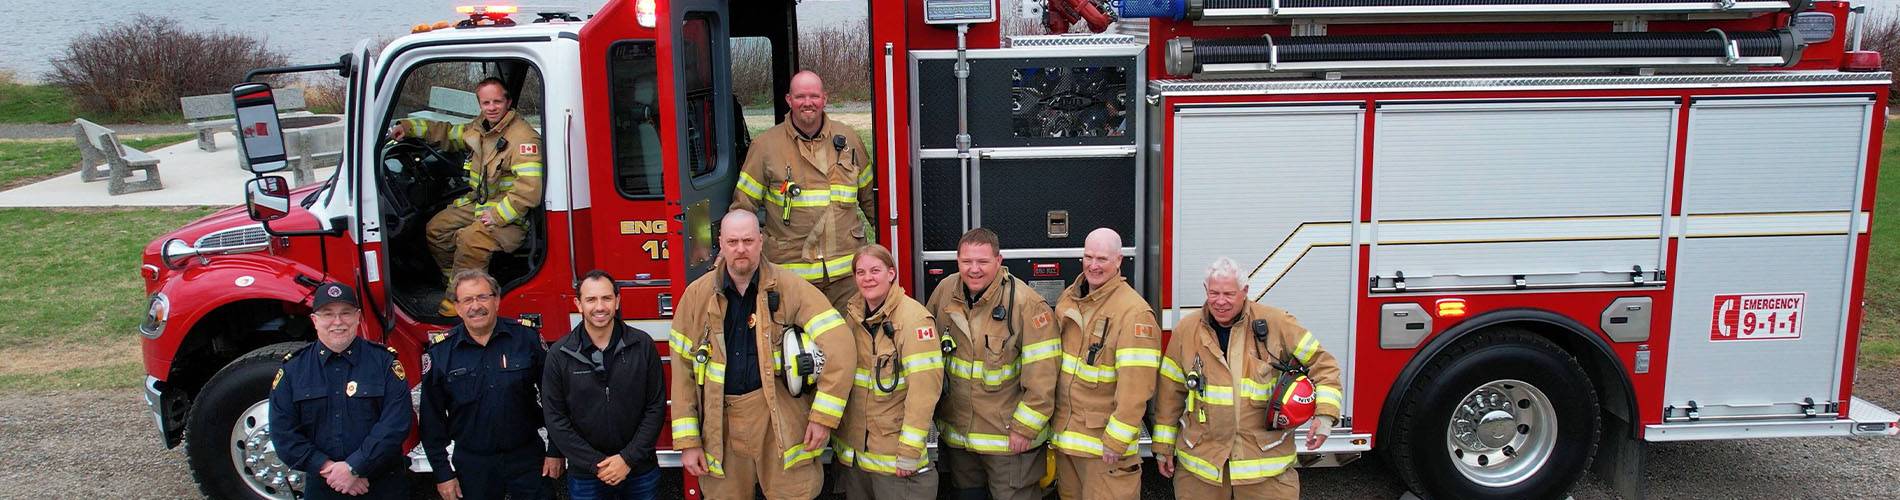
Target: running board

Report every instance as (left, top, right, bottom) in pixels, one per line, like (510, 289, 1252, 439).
(1644, 396, 1900, 442)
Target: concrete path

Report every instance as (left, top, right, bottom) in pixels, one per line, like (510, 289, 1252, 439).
(0, 132, 333, 208)
(0, 122, 189, 140)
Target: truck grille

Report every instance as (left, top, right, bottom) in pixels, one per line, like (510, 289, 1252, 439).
(195, 225, 269, 253)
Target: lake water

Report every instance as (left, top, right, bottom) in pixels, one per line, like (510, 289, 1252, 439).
(1, 0, 867, 82)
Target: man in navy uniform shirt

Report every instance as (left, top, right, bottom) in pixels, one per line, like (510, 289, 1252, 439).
(420, 269, 565, 499)
(269, 282, 414, 499)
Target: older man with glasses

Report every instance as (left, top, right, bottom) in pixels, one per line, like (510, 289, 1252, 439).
(418, 269, 565, 499)
(543, 269, 667, 500)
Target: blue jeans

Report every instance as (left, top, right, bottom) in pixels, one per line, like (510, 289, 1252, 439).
(566, 468, 659, 500)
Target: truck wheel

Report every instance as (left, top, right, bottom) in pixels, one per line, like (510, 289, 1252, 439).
(1386, 328, 1599, 499)
(186, 342, 309, 500)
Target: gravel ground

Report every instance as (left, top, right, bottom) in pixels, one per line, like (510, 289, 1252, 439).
(4, 367, 1898, 500)
(0, 123, 190, 140)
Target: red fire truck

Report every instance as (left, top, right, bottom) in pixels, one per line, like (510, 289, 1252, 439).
(139, 0, 1899, 498)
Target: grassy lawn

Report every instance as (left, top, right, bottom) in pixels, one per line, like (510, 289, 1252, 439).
(0, 82, 182, 124)
(0, 134, 196, 190)
(1856, 125, 1900, 367)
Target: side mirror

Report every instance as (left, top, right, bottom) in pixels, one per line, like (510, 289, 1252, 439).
(231, 82, 287, 174)
(246, 176, 291, 222)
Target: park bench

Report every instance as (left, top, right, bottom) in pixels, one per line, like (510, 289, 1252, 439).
(407, 86, 481, 124)
(284, 123, 345, 186)
(179, 88, 308, 152)
(73, 118, 162, 195)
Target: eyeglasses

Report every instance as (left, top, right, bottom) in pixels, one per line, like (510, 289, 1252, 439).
(313, 308, 361, 321)
(456, 293, 497, 306)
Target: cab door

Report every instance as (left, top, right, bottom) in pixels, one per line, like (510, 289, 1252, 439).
(665, 0, 742, 287)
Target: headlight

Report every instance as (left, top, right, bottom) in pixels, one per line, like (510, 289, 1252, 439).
(140, 293, 169, 339)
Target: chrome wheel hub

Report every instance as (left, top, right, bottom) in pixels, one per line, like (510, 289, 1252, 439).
(1445, 379, 1556, 487)
(230, 399, 302, 499)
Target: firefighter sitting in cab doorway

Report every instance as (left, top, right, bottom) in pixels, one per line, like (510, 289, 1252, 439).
(731, 70, 875, 309)
(1153, 257, 1344, 499)
(1050, 228, 1162, 500)
(669, 209, 858, 500)
(388, 77, 545, 316)
(831, 244, 945, 499)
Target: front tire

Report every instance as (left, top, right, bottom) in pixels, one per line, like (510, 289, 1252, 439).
(186, 342, 309, 500)
(1386, 328, 1600, 500)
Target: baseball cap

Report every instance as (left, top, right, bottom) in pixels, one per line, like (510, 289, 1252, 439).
(312, 282, 360, 310)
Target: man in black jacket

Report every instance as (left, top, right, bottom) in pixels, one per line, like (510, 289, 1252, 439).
(543, 269, 667, 500)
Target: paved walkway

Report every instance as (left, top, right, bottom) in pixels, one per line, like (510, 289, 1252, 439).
(0, 131, 333, 208)
(0, 122, 189, 140)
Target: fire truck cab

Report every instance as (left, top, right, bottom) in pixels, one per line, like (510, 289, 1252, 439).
(139, 0, 1900, 498)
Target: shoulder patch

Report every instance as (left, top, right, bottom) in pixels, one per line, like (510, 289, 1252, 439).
(1032, 311, 1050, 329)
(1133, 323, 1156, 339)
(519, 143, 538, 156)
(916, 326, 935, 341)
(420, 353, 432, 375)
(391, 359, 407, 381)
(271, 369, 283, 389)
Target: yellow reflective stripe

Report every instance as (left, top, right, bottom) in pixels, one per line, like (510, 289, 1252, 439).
(736, 172, 766, 199)
(829, 184, 858, 204)
(1152, 424, 1178, 445)
(1315, 384, 1343, 408)
(1059, 353, 1118, 383)
(669, 329, 692, 353)
(1201, 385, 1236, 406)
(1051, 431, 1138, 456)
(1104, 416, 1140, 445)
(831, 441, 923, 474)
(1229, 455, 1296, 480)
(786, 189, 830, 207)
(823, 254, 854, 277)
(1294, 331, 1321, 364)
(780, 254, 857, 282)
(405, 118, 429, 137)
(853, 368, 908, 393)
(496, 198, 521, 223)
(1175, 449, 1223, 482)
(902, 350, 943, 373)
(707, 455, 724, 475)
(812, 390, 847, 419)
(1012, 402, 1050, 432)
(1239, 377, 1276, 402)
(857, 166, 873, 189)
(1115, 348, 1161, 368)
(705, 362, 726, 384)
(511, 162, 545, 177)
(899, 425, 929, 450)
(1160, 356, 1186, 383)
(672, 417, 700, 440)
(937, 422, 1015, 453)
(946, 357, 1020, 385)
(448, 124, 465, 142)
(782, 443, 825, 469)
(805, 309, 846, 339)
(1021, 338, 1061, 363)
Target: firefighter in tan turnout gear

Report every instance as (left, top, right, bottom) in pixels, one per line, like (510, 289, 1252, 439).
(668, 210, 858, 500)
(924, 228, 1061, 500)
(831, 244, 944, 499)
(388, 77, 545, 316)
(1050, 228, 1162, 500)
(731, 70, 875, 308)
(1153, 257, 1344, 499)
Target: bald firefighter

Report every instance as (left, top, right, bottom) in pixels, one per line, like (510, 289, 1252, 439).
(1153, 257, 1344, 499)
(668, 210, 858, 500)
(831, 244, 944, 498)
(1049, 228, 1162, 500)
(388, 77, 544, 316)
(925, 228, 1061, 500)
(730, 70, 875, 308)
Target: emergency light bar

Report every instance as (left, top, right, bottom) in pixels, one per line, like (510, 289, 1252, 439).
(455, 4, 519, 28)
(1166, 29, 1804, 77)
(1118, 0, 1808, 22)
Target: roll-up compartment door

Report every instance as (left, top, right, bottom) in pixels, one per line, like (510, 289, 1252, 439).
(1369, 100, 1678, 292)
(1663, 96, 1874, 420)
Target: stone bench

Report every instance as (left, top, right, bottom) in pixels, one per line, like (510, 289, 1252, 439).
(284, 123, 345, 186)
(73, 118, 162, 195)
(180, 88, 308, 152)
(406, 86, 480, 124)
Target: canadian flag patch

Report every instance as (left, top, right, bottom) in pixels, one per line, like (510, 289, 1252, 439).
(1031, 311, 1050, 329)
(519, 143, 538, 155)
(917, 326, 935, 340)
